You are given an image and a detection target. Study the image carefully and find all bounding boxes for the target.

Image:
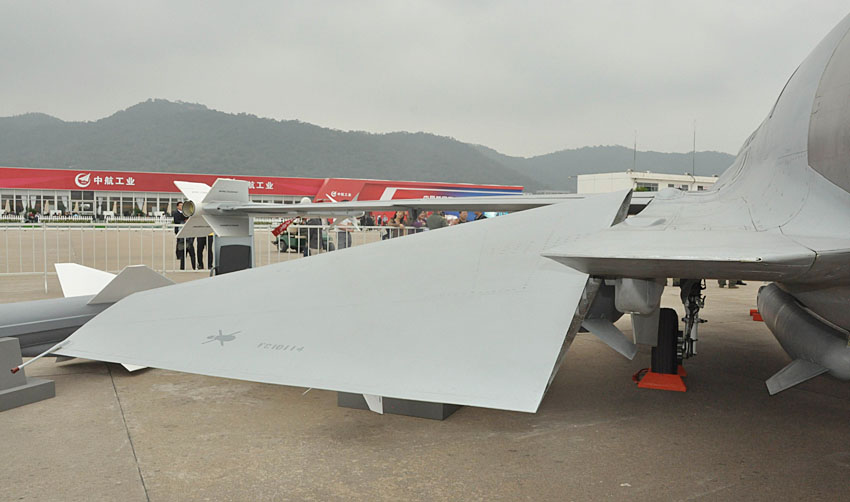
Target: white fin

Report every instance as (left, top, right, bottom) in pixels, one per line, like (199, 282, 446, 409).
(581, 319, 638, 360)
(122, 364, 147, 372)
(203, 215, 252, 237)
(55, 263, 115, 298)
(176, 215, 214, 238)
(202, 178, 249, 203)
(363, 394, 384, 414)
(766, 359, 829, 395)
(88, 265, 174, 305)
(174, 181, 212, 203)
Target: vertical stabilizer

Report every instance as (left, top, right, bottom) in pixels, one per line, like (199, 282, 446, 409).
(202, 179, 250, 203)
(174, 181, 212, 204)
(88, 265, 175, 305)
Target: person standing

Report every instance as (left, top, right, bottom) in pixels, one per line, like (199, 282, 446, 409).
(386, 211, 406, 238)
(196, 233, 213, 269)
(173, 201, 196, 270)
(411, 211, 428, 232)
(336, 217, 354, 250)
(305, 217, 324, 256)
(426, 211, 447, 230)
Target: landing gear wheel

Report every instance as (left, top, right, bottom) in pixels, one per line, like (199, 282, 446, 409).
(651, 308, 680, 375)
(638, 307, 688, 392)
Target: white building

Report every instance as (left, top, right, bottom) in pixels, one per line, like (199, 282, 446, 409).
(577, 171, 719, 194)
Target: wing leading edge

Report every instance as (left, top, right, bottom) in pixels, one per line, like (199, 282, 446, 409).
(56, 190, 630, 413)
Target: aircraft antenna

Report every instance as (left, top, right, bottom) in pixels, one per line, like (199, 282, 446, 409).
(692, 119, 697, 177)
(633, 130, 637, 171)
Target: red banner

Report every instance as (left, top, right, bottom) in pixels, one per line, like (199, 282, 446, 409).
(0, 167, 324, 196)
(0, 167, 524, 200)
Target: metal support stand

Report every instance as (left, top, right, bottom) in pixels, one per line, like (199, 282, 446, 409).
(213, 230, 254, 275)
(337, 392, 461, 420)
(0, 337, 55, 412)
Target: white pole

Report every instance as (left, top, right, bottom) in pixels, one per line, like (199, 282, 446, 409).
(11, 339, 69, 374)
(42, 222, 47, 293)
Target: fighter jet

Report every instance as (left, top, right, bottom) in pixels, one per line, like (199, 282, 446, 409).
(45, 13, 850, 411)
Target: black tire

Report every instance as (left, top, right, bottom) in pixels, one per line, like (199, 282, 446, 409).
(651, 308, 679, 374)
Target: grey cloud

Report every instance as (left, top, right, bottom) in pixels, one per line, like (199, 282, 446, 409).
(0, 1, 847, 156)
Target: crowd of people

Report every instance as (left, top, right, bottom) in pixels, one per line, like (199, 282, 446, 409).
(174, 203, 495, 270)
(370, 209, 488, 233)
(368, 209, 489, 239)
(267, 209, 494, 257)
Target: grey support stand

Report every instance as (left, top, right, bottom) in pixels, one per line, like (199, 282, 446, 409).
(0, 337, 55, 412)
(337, 392, 461, 420)
(214, 232, 254, 275)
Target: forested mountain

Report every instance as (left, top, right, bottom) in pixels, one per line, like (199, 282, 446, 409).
(0, 100, 736, 192)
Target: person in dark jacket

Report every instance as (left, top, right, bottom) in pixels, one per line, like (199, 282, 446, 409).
(196, 234, 213, 269)
(173, 202, 196, 270)
(305, 217, 324, 256)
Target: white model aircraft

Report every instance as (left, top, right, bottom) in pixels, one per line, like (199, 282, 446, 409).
(170, 179, 621, 240)
(48, 14, 850, 412)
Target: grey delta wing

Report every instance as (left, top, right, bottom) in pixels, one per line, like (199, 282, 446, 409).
(56, 191, 629, 412)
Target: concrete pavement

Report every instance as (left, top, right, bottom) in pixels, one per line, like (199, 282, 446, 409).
(1, 279, 849, 501)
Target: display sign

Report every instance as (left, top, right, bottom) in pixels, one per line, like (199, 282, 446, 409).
(1, 167, 524, 201)
(0, 167, 324, 196)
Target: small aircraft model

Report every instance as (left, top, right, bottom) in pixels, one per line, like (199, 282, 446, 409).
(21, 14, 850, 412)
(170, 177, 605, 240)
(0, 263, 172, 373)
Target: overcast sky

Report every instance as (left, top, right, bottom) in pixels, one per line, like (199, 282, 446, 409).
(1, 1, 848, 157)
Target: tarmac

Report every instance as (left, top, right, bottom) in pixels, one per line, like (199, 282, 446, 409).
(1, 275, 849, 502)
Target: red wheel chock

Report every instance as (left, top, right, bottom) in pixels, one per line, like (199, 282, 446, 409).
(634, 365, 688, 392)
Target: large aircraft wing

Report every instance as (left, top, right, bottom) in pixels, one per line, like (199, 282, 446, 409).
(227, 194, 588, 214)
(175, 178, 652, 238)
(56, 190, 630, 413)
(217, 192, 652, 215)
(544, 227, 819, 282)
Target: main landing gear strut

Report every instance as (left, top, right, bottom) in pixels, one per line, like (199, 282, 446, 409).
(637, 279, 705, 392)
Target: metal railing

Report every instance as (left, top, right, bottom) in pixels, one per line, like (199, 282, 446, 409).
(0, 221, 426, 280)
